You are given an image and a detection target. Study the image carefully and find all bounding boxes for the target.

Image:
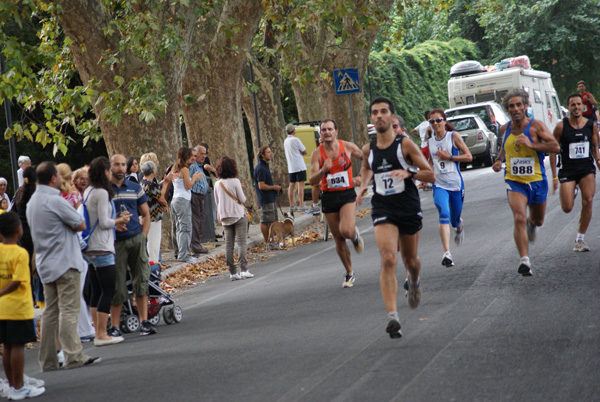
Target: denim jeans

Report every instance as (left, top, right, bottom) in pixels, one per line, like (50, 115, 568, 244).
(224, 216, 248, 274)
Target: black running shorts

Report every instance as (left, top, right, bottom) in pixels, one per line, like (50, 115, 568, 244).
(321, 188, 356, 214)
(371, 209, 422, 235)
(558, 169, 595, 183)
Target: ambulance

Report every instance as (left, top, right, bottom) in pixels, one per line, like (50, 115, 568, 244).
(447, 58, 563, 132)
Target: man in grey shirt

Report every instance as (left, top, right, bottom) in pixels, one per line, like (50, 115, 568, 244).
(27, 161, 101, 371)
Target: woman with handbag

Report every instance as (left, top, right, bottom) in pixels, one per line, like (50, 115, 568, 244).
(214, 156, 253, 280)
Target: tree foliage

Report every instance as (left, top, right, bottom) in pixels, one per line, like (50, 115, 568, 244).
(368, 38, 479, 131)
(463, 0, 600, 99)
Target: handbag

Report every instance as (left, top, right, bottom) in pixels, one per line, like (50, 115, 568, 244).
(219, 182, 251, 223)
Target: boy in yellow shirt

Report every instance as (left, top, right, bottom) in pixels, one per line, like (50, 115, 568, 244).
(0, 212, 45, 400)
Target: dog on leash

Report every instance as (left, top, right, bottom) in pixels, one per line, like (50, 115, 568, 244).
(268, 212, 296, 250)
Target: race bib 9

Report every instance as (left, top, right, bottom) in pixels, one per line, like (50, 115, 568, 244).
(433, 157, 456, 174)
(510, 157, 535, 176)
(568, 141, 589, 159)
(326, 171, 349, 189)
(374, 172, 405, 196)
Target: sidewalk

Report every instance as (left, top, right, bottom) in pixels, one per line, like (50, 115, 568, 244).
(159, 210, 321, 278)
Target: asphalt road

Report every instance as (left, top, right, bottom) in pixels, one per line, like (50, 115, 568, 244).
(23, 160, 600, 401)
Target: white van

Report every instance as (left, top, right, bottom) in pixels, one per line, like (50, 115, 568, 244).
(447, 64, 562, 133)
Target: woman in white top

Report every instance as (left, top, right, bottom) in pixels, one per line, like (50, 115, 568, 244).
(171, 147, 204, 264)
(426, 109, 472, 268)
(83, 156, 131, 346)
(214, 156, 253, 280)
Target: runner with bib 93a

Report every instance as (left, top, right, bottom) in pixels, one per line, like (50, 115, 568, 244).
(492, 89, 559, 276)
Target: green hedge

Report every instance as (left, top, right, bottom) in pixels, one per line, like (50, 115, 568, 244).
(367, 38, 480, 139)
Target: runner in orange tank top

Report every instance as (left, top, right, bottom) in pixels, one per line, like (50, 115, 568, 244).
(309, 119, 364, 288)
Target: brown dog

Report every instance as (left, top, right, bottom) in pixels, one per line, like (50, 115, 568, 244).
(268, 213, 296, 250)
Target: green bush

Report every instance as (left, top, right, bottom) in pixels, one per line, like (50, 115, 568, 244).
(367, 38, 480, 139)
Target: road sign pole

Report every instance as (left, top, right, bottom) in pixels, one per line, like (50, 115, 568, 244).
(348, 94, 360, 176)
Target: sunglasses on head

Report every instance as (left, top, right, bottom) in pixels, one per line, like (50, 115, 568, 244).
(429, 118, 445, 124)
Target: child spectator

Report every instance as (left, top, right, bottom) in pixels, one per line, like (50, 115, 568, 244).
(0, 212, 45, 399)
(0, 198, 8, 214)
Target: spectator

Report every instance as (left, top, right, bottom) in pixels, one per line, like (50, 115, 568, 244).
(17, 156, 31, 188)
(57, 163, 81, 209)
(200, 142, 219, 241)
(171, 148, 204, 264)
(83, 157, 128, 346)
(72, 167, 89, 199)
(0, 177, 10, 207)
(140, 160, 170, 263)
(189, 146, 210, 254)
(283, 123, 308, 211)
(0, 198, 8, 214)
(26, 161, 101, 371)
(108, 154, 156, 337)
(214, 157, 252, 280)
(13, 167, 37, 303)
(0, 212, 46, 399)
(577, 80, 598, 121)
(253, 145, 281, 245)
(126, 156, 140, 183)
(140, 153, 159, 177)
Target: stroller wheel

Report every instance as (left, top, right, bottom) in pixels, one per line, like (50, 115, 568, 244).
(173, 305, 183, 323)
(122, 314, 140, 333)
(163, 306, 175, 325)
(149, 313, 160, 326)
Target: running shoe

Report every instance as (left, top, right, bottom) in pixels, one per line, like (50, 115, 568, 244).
(441, 251, 454, 267)
(454, 224, 464, 246)
(573, 239, 590, 252)
(574, 185, 579, 200)
(342, 272, 355, 288)
(230, 273, 242, 280)
(1, 379, 9, 398)
(139, 320, 157, 336)
(517, 261, 533, 277)
(240, 271, 254, 278)
(351, 226, 364, 253)
(305, 204, 321, 215)
(386, 318, 402, 339)
(107, 326, 123, 338)
(407, 280, 421, 309)
(7, 384, 45, 400)
(23, 375, 45, 388)
(403, 278, 409, 297)
(526, 219, 536, 243)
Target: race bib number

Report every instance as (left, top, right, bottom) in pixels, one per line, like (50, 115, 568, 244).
(510, 157, 535, 176)
(374, 172, 405, 196)
(568, 141, 589, 159)
(433, 157, 456, 174)
(326, 171, 349, 189)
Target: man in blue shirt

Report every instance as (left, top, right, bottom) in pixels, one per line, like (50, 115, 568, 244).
(254, 146, 281, 244)
(109, 154, 156, 337)
(189, 146, 209, 254)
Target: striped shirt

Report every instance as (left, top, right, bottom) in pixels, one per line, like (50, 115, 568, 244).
(111, 179, 148, 241)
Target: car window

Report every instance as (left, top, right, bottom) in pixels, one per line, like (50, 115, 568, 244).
(451, 118, 478, 131)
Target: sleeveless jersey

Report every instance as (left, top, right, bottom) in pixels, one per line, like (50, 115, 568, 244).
(319, 140, 353, 192)
(503, 119, 546, 183)
(559, 117, 595, 174)
(367, 134, 421, 216)
(428, 131, 463, 191)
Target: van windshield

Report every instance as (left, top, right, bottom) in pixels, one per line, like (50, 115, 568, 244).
(450, 117, 478, 131)
(446, 106, 491, 127)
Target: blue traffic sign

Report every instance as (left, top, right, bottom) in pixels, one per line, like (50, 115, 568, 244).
(333, 68, 361, 95)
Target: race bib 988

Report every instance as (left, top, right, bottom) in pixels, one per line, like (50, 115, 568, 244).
(510, 157, 535, 176)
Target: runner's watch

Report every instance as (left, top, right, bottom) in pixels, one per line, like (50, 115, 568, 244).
(407, 167, 418, 179)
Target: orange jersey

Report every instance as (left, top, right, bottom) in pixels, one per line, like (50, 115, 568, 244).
(319, 140, 354, 192)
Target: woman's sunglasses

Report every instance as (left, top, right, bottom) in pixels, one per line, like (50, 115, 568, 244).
(428, 118, 445, 124)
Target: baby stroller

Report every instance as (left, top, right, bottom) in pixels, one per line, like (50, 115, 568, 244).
(116, 263, 183, 333)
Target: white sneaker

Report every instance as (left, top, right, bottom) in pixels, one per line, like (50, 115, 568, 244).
(240, 271, 254, 279)
(23, 375, 44, 388)
(7, 385, 45, 400)
(441, 251, 454, 267)
(1, 379, 9, 398)
(454, 223, 464, 246)
(57, 350, 65, 367)
(230, 273, 242, 280)
(351, 226, 364, 253)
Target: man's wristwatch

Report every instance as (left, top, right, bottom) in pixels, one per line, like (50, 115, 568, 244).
(407, 167, 418, 179)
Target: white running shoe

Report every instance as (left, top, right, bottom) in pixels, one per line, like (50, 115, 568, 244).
(518, 260, 533, 276)
(454, 224, 464, 246)
(342, 272, 355, 288)
(230, 273, 242, 281)
(441, 251, 454, 267)
(351, 226, 364, 253)
(573, 239, 590, 252)
(240, 271, 254, 278)
(7, 384, 45, 400)
(23, 375, 44, 388)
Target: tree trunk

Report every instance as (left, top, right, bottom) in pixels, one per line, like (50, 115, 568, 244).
(240, 58, 288, 204)
(182, 0, 264, 215)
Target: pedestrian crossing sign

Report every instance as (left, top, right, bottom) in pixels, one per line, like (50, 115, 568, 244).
(334, 68, 361, 95)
